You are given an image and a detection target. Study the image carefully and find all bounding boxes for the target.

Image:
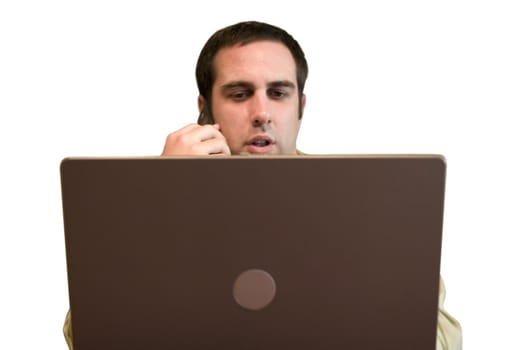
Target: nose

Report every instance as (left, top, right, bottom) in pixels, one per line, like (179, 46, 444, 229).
(252, 111, 271, 127)
(250, 92, 272, 127)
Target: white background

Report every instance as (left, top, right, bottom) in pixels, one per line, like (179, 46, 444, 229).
(1, 1, 524, 349)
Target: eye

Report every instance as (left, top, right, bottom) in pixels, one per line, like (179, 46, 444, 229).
(229, 90, 252, 101)
(268, 89, 288, 99)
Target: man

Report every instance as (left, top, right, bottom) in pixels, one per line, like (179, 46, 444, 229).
(64, 21, 461, 349)
(161, 21, 306, 156)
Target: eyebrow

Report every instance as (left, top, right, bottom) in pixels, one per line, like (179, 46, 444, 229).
(268, 80, 296, 90)
(220, 81, 254, 92)
(220, 80, 296, 92)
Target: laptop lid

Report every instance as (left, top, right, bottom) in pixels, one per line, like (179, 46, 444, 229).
(60, 155, 445, 349)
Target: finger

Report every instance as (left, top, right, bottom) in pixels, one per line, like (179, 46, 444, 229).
(172, 124, 224, 144)
(193, 137, 231, 155)
(192, 124, 226, 142)
(162, 124, 230, 156)
(168, 123, 201, 137)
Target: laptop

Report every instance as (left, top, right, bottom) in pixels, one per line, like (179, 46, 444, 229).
(60, 155, 446, 349)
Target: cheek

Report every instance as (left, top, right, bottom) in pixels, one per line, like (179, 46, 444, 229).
(212, 100, 237, 124)
(213, 105, 245, 132)
(275, 107, 301, 129)
(215, 114, 240, 134)
(276, 114, 301, 143)
(214, 116, 243, 145)
(219, 125, 236, 142)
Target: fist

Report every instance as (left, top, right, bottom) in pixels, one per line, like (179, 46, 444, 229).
(161, 124, 231, 156)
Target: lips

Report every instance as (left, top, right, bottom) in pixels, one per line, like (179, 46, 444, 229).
(246, 135, 275, 154)
(251, 139, 271, 146)
(247, 135, 274, 146)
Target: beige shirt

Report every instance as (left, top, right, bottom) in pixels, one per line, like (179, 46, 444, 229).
(436, 277, 463, 349)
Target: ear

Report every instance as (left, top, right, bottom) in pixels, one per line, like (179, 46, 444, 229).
(299, 94, 307, 119)
(198, 95, 205, 113)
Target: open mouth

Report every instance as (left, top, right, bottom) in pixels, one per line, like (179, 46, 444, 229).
(250, 139, 271, 147)
(246, 136, 274, 153)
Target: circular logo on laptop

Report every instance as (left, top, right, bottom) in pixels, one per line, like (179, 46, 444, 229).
(233, 269, 276, 311)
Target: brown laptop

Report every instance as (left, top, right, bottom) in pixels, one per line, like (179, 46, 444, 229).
(60, 155, 446, 349)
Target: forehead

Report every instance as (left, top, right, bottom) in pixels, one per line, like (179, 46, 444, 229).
(213, 40, 297, 86)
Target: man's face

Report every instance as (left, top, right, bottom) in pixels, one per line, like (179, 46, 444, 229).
(204, 40, 305, 155)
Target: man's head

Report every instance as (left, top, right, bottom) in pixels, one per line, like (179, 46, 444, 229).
(195, 21, 308, 155)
